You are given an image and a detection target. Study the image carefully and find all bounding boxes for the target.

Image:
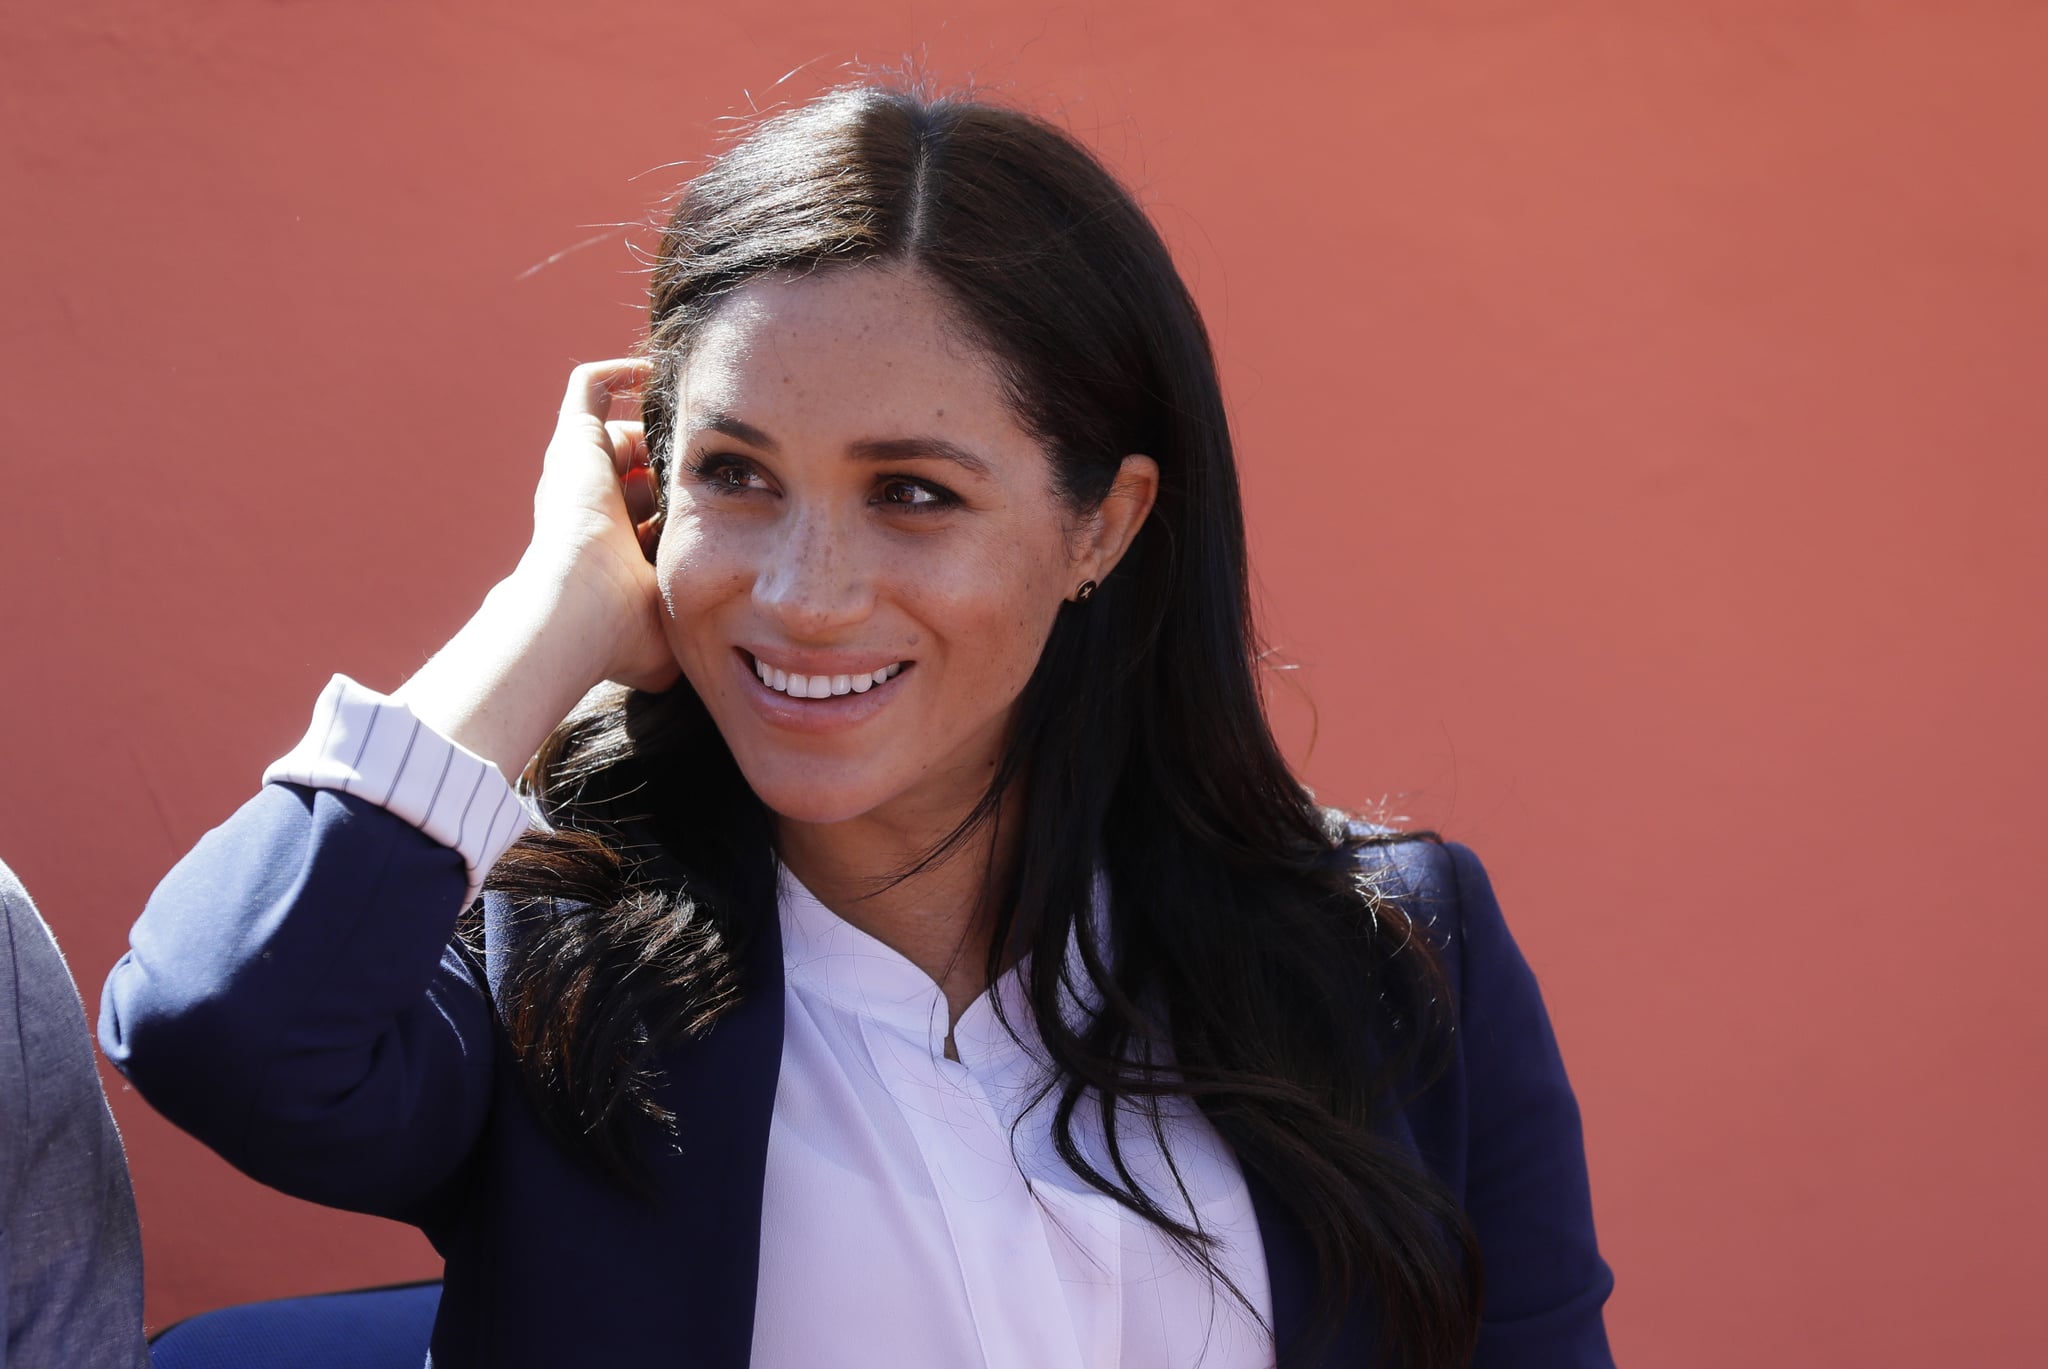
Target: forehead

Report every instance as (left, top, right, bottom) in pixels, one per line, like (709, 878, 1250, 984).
(674, 265, 1023, 444)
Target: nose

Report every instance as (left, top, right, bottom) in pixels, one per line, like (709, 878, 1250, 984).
(750, 506, 877, 638)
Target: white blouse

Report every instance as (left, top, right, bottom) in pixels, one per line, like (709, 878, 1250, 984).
(266, 676, 1274, 1369)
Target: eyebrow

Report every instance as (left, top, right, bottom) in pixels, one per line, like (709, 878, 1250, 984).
(847, 436, 992, 478)
(689, 411, 993, 478)
(695, 412, 780, 452)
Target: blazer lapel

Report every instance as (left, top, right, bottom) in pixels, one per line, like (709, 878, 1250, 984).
(1247, 1166, 1379, 1367)
(640, 851, 787, 1368)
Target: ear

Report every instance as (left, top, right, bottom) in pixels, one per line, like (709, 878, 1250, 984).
(1070, 454, 1159, 598)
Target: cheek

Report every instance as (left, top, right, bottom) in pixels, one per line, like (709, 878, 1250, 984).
(654, 509, 750, 644)
(914, 546, 1069, 693)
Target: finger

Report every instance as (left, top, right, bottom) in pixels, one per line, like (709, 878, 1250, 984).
(635, 509, 665, 562)
(556, 358, 651, 433)
(620, 462, 659, 529)
(605, 420, 648, 478)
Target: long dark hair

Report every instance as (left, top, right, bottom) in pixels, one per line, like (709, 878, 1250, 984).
(478, 83, 1482, 1367)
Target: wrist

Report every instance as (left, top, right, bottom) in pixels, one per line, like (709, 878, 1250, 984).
(493, 560, 627, 688)
(392, 571, 616, 781)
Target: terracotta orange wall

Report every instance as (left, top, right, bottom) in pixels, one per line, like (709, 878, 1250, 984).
(4, 2, 2043, 1363)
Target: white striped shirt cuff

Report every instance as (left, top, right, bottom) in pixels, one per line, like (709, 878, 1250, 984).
(262, 674, 541, 908)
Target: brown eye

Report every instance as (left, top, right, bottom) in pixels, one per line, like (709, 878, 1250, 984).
(689, 454, 765, 494)
(876, 478, 955, 511)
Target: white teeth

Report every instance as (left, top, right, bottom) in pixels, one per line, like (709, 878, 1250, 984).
(752, 656, 905, 697)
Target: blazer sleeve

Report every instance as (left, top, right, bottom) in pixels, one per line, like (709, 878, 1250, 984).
(98, 782, 496, 1226)
(1435, 842, 1615, 1366)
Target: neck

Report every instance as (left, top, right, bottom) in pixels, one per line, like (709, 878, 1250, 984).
(773, 788, 1020, 1029)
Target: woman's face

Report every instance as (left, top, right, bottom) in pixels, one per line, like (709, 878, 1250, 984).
(654, 264, 1139, 832)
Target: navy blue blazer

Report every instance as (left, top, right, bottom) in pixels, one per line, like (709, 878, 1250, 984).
(101, 784, 1613, 1367)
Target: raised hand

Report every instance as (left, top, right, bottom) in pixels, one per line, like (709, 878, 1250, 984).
(521, 359, 677, 694)
(391, 359, 682, 780)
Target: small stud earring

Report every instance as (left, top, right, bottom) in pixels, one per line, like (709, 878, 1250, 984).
(1075, 579, 1098, 602)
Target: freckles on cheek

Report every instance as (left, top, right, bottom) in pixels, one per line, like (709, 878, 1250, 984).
(660, 515, 750, 599)
(658, 564, 749, 654)
(950, 591, 1059, 688)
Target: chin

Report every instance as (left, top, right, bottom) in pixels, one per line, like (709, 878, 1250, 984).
(753, 789, 883, 828)
(727, 751, 898, 828)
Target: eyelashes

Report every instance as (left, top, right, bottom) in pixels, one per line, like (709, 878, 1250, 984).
(681, 453, 963, 514)
(680, 453, 767, 495)
(874, 477, 956, 511)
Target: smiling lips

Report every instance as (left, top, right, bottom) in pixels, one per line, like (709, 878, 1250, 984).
(748, 653, 908, 699)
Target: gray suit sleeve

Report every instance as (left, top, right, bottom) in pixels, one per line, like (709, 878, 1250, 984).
(2, 860, 149, 1368)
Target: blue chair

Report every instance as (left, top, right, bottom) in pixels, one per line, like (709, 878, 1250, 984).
(148, 1281, 441, 1368)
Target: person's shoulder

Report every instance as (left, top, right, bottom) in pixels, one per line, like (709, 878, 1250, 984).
(1326, 811, 1505, 971)
(1331, 809, 1450, 908)
(1, 856, 72, 998)
(1, 852, 36, 932)
(0, 858, 29, 1065)
(1, 854, 105, 1136)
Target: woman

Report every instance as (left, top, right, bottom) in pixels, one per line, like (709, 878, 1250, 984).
(101, 84, 1612, 1367)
